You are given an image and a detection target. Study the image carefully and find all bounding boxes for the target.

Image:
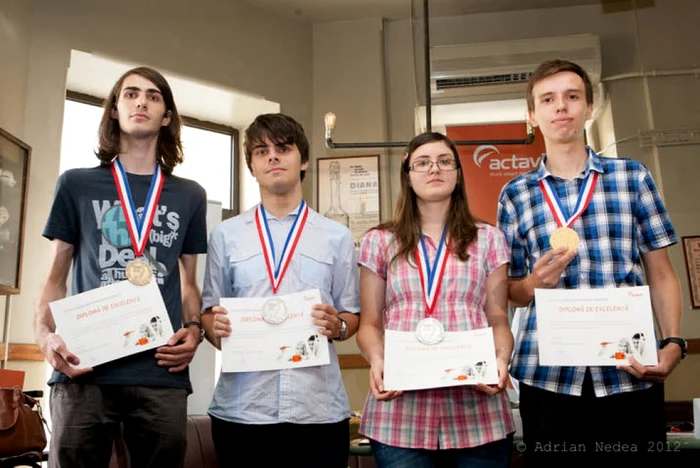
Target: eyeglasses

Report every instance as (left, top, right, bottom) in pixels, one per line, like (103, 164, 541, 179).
(408, 158, 459, 172)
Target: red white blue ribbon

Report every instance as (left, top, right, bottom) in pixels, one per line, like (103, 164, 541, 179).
(255, 201, 309, 294)
(415, 226, 449, 315)
(539, 171, 598, 228)
(110, 158, 164, 256)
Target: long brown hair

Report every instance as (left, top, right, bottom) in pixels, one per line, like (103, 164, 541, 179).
(378, 132, 478, 267)
(96, 67, 183, 175)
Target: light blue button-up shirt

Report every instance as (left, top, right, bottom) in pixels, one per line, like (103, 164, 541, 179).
(202, 203, 360, 424)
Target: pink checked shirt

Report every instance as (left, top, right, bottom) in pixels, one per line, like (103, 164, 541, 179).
(358, 224, 515, 449)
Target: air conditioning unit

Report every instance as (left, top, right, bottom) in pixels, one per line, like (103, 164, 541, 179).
(430, 34, 601, 105)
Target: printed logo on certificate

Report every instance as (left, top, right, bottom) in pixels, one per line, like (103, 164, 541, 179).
(219, 289, 331, 373)
(49, 280, 174, 369)
(534, 286, 658, 366)
(383, 327, 499, 392)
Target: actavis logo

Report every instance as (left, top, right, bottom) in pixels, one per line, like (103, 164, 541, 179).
(473, 145, 500, 168)
(473, 145, 542, 171)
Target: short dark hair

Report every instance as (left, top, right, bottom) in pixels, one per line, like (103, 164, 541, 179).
(96, 67, 183, 175)
(526, 59, 594, 112)
(244, 113, 309, 181)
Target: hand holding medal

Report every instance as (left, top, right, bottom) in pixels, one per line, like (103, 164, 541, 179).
(539, 170, 598, 253)
(527, 246, 578, 291)
(527, 169, 598, 293)
(549, 226, 580, 251)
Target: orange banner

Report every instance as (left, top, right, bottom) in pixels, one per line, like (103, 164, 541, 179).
(447, 124, 546, 225)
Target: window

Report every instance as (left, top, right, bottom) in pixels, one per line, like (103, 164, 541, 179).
(60, 91, 239, 211)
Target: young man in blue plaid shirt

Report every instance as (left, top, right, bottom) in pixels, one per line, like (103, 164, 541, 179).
(498, 59, 685, 467)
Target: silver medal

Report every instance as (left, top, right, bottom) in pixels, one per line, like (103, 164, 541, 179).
(415, 317, 444, 345)
(261, 297, 288, 324)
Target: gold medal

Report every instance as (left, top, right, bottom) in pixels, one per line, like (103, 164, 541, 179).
(549, 227, 580, 251)
(126, 258, 153, 285)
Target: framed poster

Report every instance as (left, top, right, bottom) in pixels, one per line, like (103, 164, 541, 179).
(682, 236, 700, 308)
(0, 128, 31, 295)
(317, 156, 380, 249)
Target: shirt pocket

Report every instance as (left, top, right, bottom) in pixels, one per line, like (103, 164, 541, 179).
(299, 247, 334, 294)
(229, 249, 267, 290)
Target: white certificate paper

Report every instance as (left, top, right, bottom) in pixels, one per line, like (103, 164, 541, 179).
(535, 286, 658, 366)
(220, 289, 330, 373)
(50, 280, 174, 369)
(383, 327, 499, 391)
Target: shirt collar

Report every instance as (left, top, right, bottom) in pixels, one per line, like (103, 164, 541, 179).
(243, 201, 316, 224)
(536, 146, 604, 181)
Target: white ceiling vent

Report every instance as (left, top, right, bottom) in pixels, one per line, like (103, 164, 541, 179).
(430, 34, 601, 104)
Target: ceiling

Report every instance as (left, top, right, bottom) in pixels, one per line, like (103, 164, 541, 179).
(242, 0, 633, 23)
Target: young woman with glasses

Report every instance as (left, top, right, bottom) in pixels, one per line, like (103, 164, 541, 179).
(356, 132, 515, 467)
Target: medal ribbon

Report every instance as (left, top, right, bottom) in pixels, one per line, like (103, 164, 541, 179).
(415, 226, 449, 315)
(255, 201, 309, 294)
(539, 170, 598, 228)
(110, 158, 164, 257)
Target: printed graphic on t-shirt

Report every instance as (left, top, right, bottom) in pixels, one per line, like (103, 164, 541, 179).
(92, 200, 180, 286)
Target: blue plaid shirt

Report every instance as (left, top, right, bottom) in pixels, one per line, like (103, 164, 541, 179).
(497, 148, 678, 397)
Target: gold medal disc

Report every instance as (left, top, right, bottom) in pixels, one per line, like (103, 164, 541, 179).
(549, 227, 580, 251)
(126, 258, 153, 285)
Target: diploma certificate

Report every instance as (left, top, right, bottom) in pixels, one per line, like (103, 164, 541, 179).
(383, 327, 499, 391)
(219, 289, 330, 373)
(50, 280, 174, 369)
(535, 286, 658, 366)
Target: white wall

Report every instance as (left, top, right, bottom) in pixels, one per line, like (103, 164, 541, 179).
(0, 0, 40, 388)
(0, 0, 32, 137)
(311, 18, 391, 221)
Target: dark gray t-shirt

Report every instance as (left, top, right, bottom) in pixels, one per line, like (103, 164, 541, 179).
(43, 165, 208, 390)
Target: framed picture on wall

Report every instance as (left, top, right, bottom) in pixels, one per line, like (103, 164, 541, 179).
(317, 155, 380, 250)
(0, 128, 31, 295)
(682, 236, 700, 309)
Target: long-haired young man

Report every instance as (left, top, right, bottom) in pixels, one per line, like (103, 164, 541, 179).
(35, 67, 208, 468)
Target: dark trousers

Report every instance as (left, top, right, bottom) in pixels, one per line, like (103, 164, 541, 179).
(370, 435, 513, 468)
(518, 371, 668, 467)
(210, 415, 350, 467)
(49, 383, 188, 468)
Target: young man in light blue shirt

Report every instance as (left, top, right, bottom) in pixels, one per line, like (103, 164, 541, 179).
(200, 113, 360, 467)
